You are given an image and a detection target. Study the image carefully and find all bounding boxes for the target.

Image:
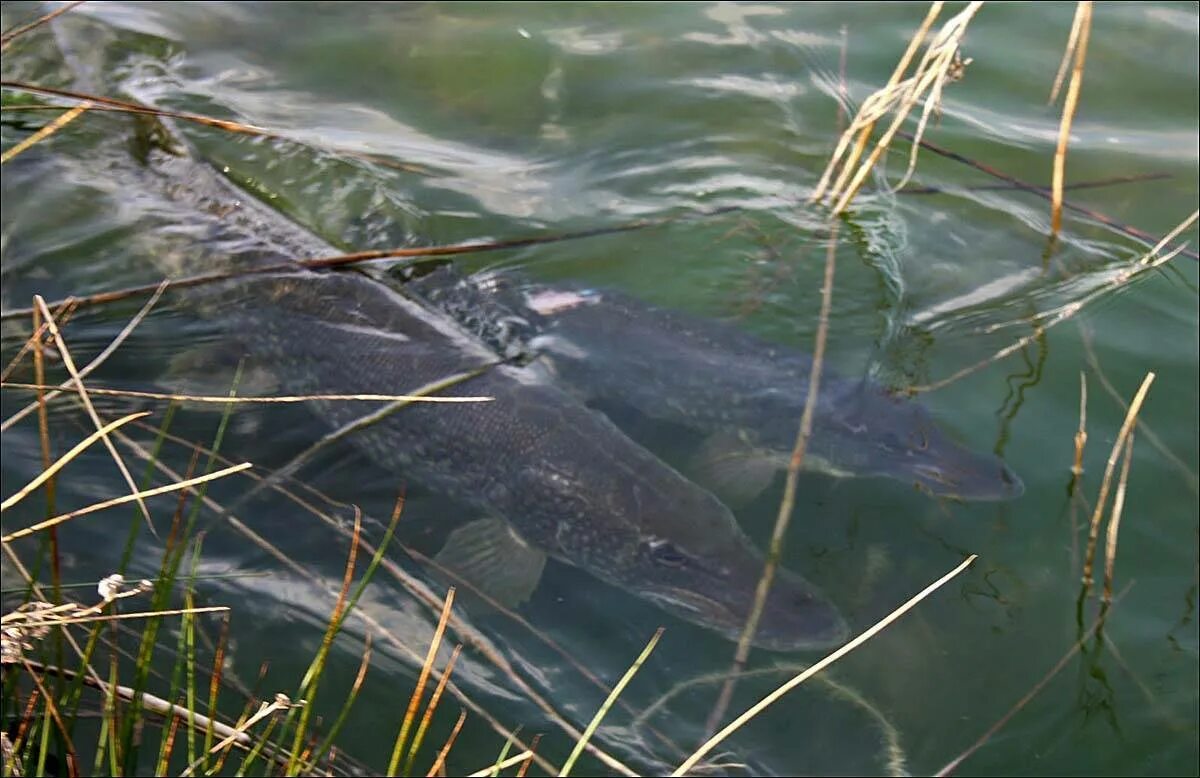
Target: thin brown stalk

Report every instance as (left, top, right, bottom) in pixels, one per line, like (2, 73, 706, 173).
(2, 281, 167, 432)
(1, 298, 78, 382)
(0, 1, 86, 49)
(387, 589, 457, 775)
(897, 133, 1199, 261)
(515, 735, 541, 778)
(675, 555, 978, 776)
(404, 644, 463, 776)
(16, 659, 78, 773)
(1081, 373, 1154, 590)
(899, 172, 1172, 195)
(935, 583, 1132, 776)
(1102, 431, 1135, 604)
(1048, 2, 1087, 103)
(31, 296, 156, 533)
(1, 413, 151, 512)
(425, 710, 467, 777)
(1072, 371, 1088, 479)
(0, 80, 427, 174)
(705, 220, 839, 736)
(0, 209, 736, 322)
(1, 382, 492, 406)
(158, 713, 182, 775)
(29, 305, 61, 596)
(0, 101, 90, 164)
(1050, 2, 1093, 236)
(0, 461, 252, 543)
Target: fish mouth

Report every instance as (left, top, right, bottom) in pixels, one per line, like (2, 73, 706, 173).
(910, 456, 1024, 502)
(643, 574, 849, 652)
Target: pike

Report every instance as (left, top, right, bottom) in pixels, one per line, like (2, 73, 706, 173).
(25, 111, 848, 651)
(406, 267, 1024, 503)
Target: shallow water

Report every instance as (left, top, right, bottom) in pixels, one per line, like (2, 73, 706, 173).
(1, 2, 1197, 775)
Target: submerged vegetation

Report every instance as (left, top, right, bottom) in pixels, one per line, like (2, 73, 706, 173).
(1, 2, 1196, 776)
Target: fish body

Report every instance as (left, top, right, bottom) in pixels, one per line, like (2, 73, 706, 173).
(118, 128, 847, 651)
(406, 266, 1024, 502)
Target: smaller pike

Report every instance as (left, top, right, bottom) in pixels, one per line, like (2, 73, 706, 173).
(406, 266, 1024, 503)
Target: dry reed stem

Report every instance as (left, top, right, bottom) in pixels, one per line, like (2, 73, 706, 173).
(5, 606, 229, 630)
(16, 658, 78, 769)
(2, 382, 493, 406)
(560, 627, 664, 777)
(1078, 324, 1197, 494)
(425, 710, 467, 777)
(814, 2, 982, 214)
(1048, 2, 1086, 103)
(178, 693, 299, 774)
(405, 644, 463, 776)
(675, 555, 977, 776)
(912, 210, 1197, 394)
(1081, 373, 1154, 591)
(900, 133, 1200, 261)
(0, 461, 252, 542)
(810, 1, 944, 203)
(1, 412, 150, 512)
(1072, 371, 1088, 478)
(1102, 431, 1135, 604)
(0, 298, 78, 383)
(1050, 2, 1093, 236)
(465, 750, 534, 777)
(0, 209, 736, 322)
(934, 583, 1131, 775)
(0, 100, 90, 163)
(0, 1, 86, 50)
(0, 80, 427, 174)
(387, 588, 456, 775)
(2, 281, 168, 432)
(901, 171, 1171, 196)
(31, 295, 155, 532)
(516, 735, 541, 778)
(705, 220, 840, 736)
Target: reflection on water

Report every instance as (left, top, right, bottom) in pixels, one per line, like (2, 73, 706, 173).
(1, 2, 1197, 775)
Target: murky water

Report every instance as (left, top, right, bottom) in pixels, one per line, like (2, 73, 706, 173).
(2, 2, 1197, 775)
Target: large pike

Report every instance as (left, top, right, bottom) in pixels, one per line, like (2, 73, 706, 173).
(63, 116, 849, 651)
(406, 266, 1024, 503)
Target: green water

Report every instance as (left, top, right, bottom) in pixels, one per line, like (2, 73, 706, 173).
(1, 2, 1196, 775)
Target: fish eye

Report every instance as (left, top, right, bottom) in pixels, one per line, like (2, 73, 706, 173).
(911, 430, 929, 451)
(647, 541, 689, 568)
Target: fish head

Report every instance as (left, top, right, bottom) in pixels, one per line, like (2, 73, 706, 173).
(816, 384, 1023, 501)
(528, 458, 849, 652)
(628, 531, 851, 652)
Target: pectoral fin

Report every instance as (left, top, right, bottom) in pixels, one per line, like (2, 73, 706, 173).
(160, 341, 278, 409)
(432, 517, 547, 610)
(689, 429, 783, 504)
